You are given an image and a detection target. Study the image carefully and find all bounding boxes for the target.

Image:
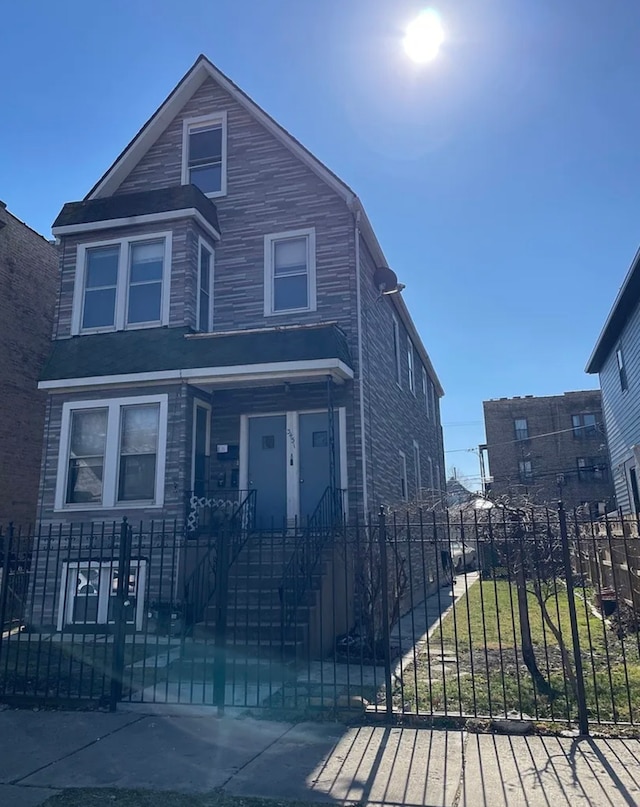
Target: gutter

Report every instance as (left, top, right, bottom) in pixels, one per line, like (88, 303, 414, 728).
(354, 208, 369, 517)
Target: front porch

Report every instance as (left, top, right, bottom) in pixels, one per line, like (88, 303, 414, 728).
(187, 379, 352, 530)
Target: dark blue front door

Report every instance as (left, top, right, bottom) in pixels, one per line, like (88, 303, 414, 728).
(248, 415, 287, 527)
(298, 411, 340, 522)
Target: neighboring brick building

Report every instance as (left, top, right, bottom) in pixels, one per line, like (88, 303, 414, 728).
(0, 203, 57, 525)
(481, 391, 615, 513)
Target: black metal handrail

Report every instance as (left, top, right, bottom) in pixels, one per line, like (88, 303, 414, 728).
(183, 489, 257, 626)
(279, 486, 345, 627)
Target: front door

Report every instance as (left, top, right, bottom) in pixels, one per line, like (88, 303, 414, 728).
(248, 415, 287, 527)
(298, 412, 340, 522)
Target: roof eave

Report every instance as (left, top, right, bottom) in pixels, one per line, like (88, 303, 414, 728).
(586, 244, 640, 374)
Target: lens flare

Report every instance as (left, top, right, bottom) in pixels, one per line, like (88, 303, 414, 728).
(403, 9, 445, 63)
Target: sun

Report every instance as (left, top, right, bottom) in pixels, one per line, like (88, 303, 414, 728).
(403, 9, 445, 64)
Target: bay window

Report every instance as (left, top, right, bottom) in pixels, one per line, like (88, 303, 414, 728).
(197, 239, 214, 331)
(72, 233, 172, 334)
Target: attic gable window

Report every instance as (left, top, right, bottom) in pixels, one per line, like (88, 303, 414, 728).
(182, 113, 227, 197)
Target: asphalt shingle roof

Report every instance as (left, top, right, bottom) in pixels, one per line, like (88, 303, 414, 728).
(41, 325, 352, 381)
(52, 185, 220, 235)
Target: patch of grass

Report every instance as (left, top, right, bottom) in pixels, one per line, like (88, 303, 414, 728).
(397, 579, 640, 724)
(43, 788, 324, 807)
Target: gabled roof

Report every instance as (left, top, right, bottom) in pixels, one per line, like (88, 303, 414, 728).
(586, 245, 640, 374)
(84, 54, 444, 395)
(87, 54, 356, 204)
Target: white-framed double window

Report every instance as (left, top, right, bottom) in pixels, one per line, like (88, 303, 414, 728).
(264, 228, 316, 315)
(197, 237, 214, 331)
(57, 559, 147, 631)
(181, 112, 227, 197)
(72, 233, 172, 335)
(55, 395, 168, 510)
(407, 340, 415, 394)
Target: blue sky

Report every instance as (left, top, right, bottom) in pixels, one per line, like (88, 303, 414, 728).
(3, 0, 640, 488)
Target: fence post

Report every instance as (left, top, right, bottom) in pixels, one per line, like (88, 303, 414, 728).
(109, 518, 132, 712)
(214, 527, 230, 715)
(0, 524, 13, 655)
(558, 502, 589, 735)
(378, 507, 394, 718)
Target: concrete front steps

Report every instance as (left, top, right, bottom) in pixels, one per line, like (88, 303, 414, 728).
(192, 533, 326, 658)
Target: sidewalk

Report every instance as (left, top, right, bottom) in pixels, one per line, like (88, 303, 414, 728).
(0, 708, 639, 807)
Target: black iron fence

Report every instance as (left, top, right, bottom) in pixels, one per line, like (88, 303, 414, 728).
(1, 505, 640, 734)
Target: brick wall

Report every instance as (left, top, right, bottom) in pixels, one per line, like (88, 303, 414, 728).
(483, 391, 615, 511)
(0, 206, 57, 526)
(357, 236, 445, 514)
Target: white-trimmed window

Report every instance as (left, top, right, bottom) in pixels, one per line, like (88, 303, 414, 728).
(407, 340, 415, 394)
(422, 367, 430, 418)
(413, 440, 422, 499)
(427, 456, 434, 492)
(55, 395, 168, 510)
(392, 315, 401, 386)
(399, 450, 408, 501)
(430, 378, 437, 420)
(197, 238, 214, 331)
(72, 233, 172, 335)
(519, 460, 533, 483)
(181, 113, 227, 197)
(58, 559, 147, 631)
(191, 399, 212, 496)
(264, 228, 316, 315)
(617, 346, 628, 392)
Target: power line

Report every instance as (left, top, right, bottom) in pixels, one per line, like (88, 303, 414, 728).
(445, 423, 605, 454)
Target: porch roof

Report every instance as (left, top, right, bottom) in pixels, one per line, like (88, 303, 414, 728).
(39, 324, 353, 389)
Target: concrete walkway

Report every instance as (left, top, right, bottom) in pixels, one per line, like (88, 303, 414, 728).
(0, 708, 639, 806)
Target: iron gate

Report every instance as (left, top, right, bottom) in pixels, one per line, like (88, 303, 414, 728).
(1, 505, 639, 734)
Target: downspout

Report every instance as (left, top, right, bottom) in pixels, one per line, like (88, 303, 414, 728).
(354, 209, 369, 517)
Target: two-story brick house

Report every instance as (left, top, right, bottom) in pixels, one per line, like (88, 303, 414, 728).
(37, 55, 445, 532)
(32, 56, 445, 644)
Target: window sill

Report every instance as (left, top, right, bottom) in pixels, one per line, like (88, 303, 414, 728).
(55, 502, 164, 513)
(78, 321, 165, 336)
(264, 307, 316, 317)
